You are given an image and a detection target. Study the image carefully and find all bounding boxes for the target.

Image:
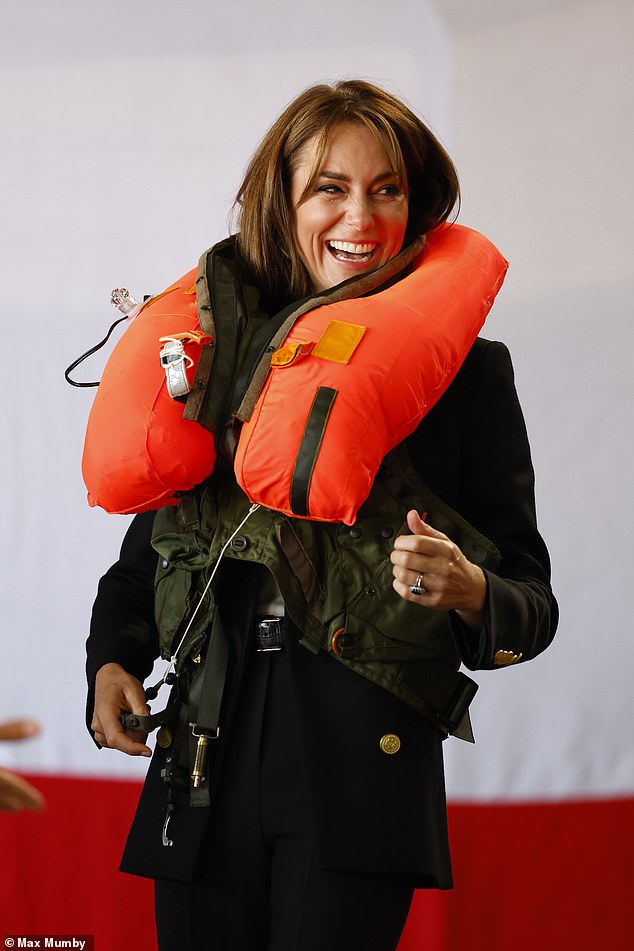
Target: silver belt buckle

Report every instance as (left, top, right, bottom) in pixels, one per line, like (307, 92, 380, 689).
(256, 617, 284, 652)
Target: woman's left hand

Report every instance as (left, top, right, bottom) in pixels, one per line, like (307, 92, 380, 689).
(390, 510, 487, 629)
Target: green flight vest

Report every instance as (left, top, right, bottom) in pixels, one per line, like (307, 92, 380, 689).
(151, 441, 500, 743)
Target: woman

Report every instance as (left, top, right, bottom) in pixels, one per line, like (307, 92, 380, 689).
(87, 80, 557, 951)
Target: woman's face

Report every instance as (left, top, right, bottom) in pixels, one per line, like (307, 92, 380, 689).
(291, 123, 409, 293)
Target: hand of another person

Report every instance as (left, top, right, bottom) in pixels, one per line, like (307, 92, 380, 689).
(92, 663, 152, 757)
(0, 719, 45, 812)
(390, 510, 487, 629)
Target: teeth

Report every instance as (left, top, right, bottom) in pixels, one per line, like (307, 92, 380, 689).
(329, 240, 376, 254)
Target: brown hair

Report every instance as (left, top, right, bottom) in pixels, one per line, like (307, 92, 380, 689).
(234, 79, 460, 306)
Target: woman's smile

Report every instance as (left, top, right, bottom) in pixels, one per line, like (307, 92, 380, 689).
(327, 239, 378, 262)
(291, 123, 409, 293)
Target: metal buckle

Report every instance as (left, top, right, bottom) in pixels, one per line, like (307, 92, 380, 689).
(255, 617, 285, 652)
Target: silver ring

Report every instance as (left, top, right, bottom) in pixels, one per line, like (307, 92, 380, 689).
(410, 573, 425, 596)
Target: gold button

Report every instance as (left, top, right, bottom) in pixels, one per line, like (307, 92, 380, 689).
(157, 727, 173, 749)
(494, 649, 523, 666)
(379, 734, 401, 755)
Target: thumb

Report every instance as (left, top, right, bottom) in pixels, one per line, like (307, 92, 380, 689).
(406, 509, 432, 536)
(406, 509, 446, 539)
(0, 719, 41, 742)
(124, 684, 151, 719)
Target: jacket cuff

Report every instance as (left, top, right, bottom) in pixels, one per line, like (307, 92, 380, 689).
(449, 612, 490, 670)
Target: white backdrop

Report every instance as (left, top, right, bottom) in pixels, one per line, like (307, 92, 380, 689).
(0, 0, 450, 781)
(441, 0, 634, 798)
(1, 0, 632, 801)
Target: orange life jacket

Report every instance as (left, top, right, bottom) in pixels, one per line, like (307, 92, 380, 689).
(81, 273, 217, 515)
(81, 224, 507, 520)
(234, 224, 508, 523)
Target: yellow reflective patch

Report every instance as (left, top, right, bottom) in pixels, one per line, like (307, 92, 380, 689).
(312, 320, 367, 364)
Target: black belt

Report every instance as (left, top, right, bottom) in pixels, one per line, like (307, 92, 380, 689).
(255, 616, 285, 652)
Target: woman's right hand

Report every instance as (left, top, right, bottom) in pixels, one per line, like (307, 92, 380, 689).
(92, 663, 152, 757)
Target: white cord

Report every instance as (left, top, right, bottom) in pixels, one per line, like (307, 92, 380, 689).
(162, 502, 261, 681)
(159, 336, 195, 369)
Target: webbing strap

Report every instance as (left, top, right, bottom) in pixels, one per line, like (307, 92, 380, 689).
(398, 659, 478, 741)
(275, 520, 325, 621)
(290, 387, 338, 517)
(184, 240, 243, 433)
(188, 610, 229, 807)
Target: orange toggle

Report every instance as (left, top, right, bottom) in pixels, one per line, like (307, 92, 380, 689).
(331, 627, 346, 657)
(271, 341, 315, 367)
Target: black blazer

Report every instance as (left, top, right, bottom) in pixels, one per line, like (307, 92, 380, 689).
(86, 338, 557, 886)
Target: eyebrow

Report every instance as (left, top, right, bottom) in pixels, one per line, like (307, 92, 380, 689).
(317, 170, 397, 184)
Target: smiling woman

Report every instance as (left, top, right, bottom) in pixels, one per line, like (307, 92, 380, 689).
(291, 123, 409, 291)
(235, 79, 459, 308)
(85, 79, 557, 951)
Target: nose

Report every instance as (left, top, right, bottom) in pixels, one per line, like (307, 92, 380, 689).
(344, 194, 373, 230)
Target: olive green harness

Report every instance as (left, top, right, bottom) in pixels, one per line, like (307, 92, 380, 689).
(151, 443, 499, 749)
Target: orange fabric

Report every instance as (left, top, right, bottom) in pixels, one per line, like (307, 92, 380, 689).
(82, 268, 216, 514)
(83, 225, 507, 520)
(234, 224, 508, 525)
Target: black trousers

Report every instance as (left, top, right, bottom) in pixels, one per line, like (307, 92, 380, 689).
(155, 643, 415, 951)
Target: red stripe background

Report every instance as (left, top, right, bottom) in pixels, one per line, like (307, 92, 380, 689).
(1, 776, 632, 949)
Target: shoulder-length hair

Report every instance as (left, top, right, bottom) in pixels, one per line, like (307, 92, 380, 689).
(233, 79, 460, 306)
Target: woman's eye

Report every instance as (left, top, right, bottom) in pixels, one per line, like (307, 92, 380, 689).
(376, 184, 403, 197)
(314, 182, 404, 198)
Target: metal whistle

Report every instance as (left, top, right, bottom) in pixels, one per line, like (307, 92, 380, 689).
(191, 734, 209, 788)
(190, 724, 220, 788)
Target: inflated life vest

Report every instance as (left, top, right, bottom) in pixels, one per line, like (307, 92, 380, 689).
(82, 224, 507, 519)
(234, 223, 508, 524)
(81, 271, 217, 514)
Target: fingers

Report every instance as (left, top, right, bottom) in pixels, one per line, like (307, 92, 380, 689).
(0, 720, 46, 812)
(397, 510, 452, 549)
(0, 767, 45, 812)
(94, 702, 151, 757)
(92, 709, 151, 757)
(0, 719, 41, 742)
(391, 568, 437, 607)
(92, 665, 152, 757)
(392, 510, 455, 564)
(391, 510, 482, 613)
